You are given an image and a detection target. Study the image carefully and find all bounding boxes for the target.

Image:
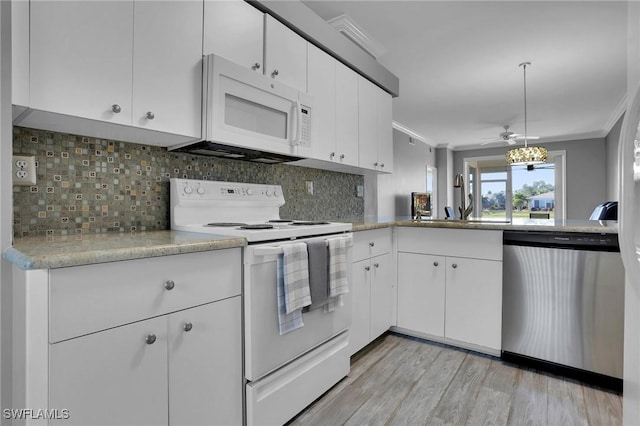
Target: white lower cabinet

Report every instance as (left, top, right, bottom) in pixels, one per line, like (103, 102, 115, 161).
(14, 249, 242, 426)
(350, 228, 394, 355)
(396, 227, 503, 355)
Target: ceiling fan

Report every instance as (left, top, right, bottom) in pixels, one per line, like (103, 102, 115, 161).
(480, 125, 540, 145)
(513, 163, 554, 172)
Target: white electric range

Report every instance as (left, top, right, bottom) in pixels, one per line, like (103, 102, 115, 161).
(170, 178, 353, 426)
(170, 178, 352, 242)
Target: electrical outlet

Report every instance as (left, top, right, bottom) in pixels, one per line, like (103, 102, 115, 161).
(357, 185, 364, 198)
(13, 154, 36, 186)
(306, 181, 314, 195)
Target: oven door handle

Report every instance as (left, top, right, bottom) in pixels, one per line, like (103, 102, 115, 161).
(252, 235, 353, 257)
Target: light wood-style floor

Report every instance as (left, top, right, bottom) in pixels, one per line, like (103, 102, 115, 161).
(289, 333, 622, 426)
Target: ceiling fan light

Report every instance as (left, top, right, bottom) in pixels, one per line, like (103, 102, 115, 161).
(505, 146, 548, 165)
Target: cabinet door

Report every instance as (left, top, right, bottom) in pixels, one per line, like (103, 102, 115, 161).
(30, 0, 133, 125)
(264, 15, 308, 92)
(203, 0, 264, 71)
(370, 253, 394, 340)
(445, 257, 503, 350)
(169, 298, 242, 426)
(335, 62, 359, 166)
(49, 316, 168, 426)
(377, 88, 394, 173)
(397, 253, 446, 337)
(132, 1, 202, 137)
(307, 45, 336, 161)
(349, 259, 372, 355)
(358, 77, 379, 170)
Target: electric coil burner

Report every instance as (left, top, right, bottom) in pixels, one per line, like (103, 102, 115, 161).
(170, 178, 352, 242)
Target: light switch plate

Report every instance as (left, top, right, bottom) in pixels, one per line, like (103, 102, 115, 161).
(13, 154, 37, 186)
(357, 185, 364, 197)
(306, 181, 314, 195)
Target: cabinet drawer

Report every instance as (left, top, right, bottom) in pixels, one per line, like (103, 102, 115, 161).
(353, 228, 392, 262)
(50, 248, 241, 343)
(397, 227, 502, 261)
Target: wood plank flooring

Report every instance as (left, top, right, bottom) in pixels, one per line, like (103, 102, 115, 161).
(288, 333, 622, 426)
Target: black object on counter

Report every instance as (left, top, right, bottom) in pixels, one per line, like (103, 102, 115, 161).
(589, 201, 618, 220)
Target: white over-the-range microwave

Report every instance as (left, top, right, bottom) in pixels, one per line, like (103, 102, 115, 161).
(170, 54, 312, 163)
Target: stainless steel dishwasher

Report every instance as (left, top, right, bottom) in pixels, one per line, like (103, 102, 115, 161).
(502, 230, 624, 390)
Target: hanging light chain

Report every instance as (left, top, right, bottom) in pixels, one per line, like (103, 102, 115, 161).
(519, 61, 531, 147)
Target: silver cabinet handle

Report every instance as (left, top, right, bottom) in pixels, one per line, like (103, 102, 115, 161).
(146, 111, 155, 120)
(252, 62, 261, 70)
(433, 261, 439, 267)
(374, 162, 379, 167)
(330, 152, 335, 159)
(340, 154, 345, 160)
(380, 163, 385, 168)
(164, 280, 175, 290)
(452, 263, 458, 269)
(145, 334, 157, 345)
(365, 266, 371, 271)
(369, 242, 375, 247)
(374, 263, 380, 268)
(183, 322, 193, 332)
(271, 69, 279, 78)
(111, 104, 121, 113)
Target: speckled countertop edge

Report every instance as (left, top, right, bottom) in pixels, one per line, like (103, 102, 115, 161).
(351, 218, 618, 234)
(4, 230, 246, 270)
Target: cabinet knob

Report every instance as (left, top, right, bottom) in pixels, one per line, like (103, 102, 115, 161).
(330, 152, 335, 159)
(369, 242, 375, 247)
(374, 263, 380, 268)
(380, 163, 385, 168)
(374, 162, 379, 167)
(433, 261, 439, 267)
(146, 111, 155, 120)
(111, 104, 122, 113)
(340, 154, 345, 160)
(365, 266, 371, 271)
(145, 334, 157, 345)
(164, 280, 175, 291)
(183, 322, 193, 332)
(271, 69, 279, 78)
(452, 263, 458, 269)
(252, 62, 261, 70)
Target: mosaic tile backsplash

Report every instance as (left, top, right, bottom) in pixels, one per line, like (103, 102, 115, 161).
(13, 127, 364, 237)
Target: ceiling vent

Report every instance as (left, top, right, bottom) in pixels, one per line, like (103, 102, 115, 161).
(327, 14, 386, 60)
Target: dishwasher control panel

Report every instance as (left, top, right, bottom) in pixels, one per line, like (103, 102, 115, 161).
(503, 231, 619, 251)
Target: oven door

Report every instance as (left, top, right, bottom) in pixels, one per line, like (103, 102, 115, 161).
(243, 234, 352, 382)
(203, 54, 312, 158)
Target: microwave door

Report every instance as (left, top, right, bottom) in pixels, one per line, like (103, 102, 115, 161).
(208, 72, 299, 155)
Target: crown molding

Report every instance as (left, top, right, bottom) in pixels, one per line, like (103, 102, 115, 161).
(327, 14, 386, 60)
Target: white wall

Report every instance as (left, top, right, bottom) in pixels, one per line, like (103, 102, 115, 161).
(1, 0, 13, 416)
(435, 147, 454, 219)
(606, 114, 624, 201)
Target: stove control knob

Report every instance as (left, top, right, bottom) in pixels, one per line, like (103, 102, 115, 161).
(265, 190, 273, 197)
(183, 185, 193, 194)
(246, 188, 254, 196)
(273, 189, 279, 197)
(196, 185, 205, 195)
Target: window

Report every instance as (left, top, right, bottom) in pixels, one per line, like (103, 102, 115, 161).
(464, 151, 565, 221)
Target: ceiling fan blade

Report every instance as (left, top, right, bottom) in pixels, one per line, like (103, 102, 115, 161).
(512, 135, 540, 140)
(506, 139, 517, 145)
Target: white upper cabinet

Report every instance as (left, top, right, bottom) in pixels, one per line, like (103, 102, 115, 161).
(30, 0, 134, 125)
(203, 0, 264, 71)
(307, 45, 336, 161)
(26, 0, 203, 142)
(264, 15, 308, 92)
(133, 1, 202, 137)
(335, 62, 360, 167)
(358, 76, 393, 173)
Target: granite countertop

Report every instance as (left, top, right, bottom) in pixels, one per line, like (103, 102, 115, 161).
(4, 230, 246, 270)
(348, 216, 619, 234)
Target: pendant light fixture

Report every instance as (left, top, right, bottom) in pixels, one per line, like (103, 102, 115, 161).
(506, 62, 547, 165)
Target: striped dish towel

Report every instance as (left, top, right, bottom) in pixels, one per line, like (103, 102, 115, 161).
(325, 237, 350, 312)
(282, 242, 312, 313)
(277, 256, 304, 334)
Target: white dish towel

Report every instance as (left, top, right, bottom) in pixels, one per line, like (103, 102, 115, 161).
(277, 242, 312, 334)
(325, 237, 350, 312)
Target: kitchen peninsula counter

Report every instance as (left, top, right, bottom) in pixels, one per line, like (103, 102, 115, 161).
(4, 230, 246, 270)
(349, 217, 618, 234)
